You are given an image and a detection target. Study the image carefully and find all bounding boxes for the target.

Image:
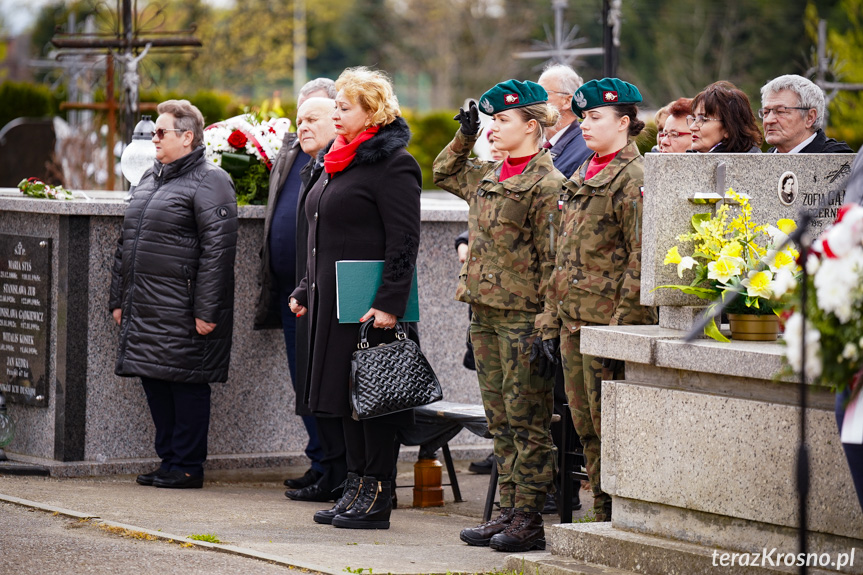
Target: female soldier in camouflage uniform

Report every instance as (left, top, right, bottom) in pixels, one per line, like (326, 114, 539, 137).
(433, 80, 565, 553)
(536, 78, 657, 522)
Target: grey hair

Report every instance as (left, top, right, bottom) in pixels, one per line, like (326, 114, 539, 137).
(539, 63, 584, 95)
(300, 77, 337, 100)
(156, 99, 204, 148)
(760, 74, 826, 131)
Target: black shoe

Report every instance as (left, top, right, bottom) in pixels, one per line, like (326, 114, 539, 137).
(284, 467, 323, 489)
(489, 510, 546, 552)
(152, 470, 204, 489)
(332, 477, 392, 530)
(285, 482, 339, 502)
(541, 496, 558, 515)
(314, 473, 362, 525)
(136, 467, 168, 486)
(459, 508, 514, 546)
(468, 453, 495, 475)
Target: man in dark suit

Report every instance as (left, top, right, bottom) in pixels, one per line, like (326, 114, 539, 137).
(760, 74, 853, 154)
(537, 64, 592, 178)
(254, 78, 345, 501)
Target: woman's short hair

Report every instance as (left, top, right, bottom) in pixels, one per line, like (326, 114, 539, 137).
(513, 103, 560, 146)
(157, 99, 205, 148)
(335, 67, 401, 127)
(692, 81, 762, 152)
(653, 105, 670, 132)
(667, 97, 693, 119)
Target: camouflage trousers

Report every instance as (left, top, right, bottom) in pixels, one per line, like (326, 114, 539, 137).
(559, 317, 622, 522)
(470, 305, 556, 512)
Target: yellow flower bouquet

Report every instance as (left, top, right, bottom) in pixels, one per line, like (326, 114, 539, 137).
(657, 188, 801, 342)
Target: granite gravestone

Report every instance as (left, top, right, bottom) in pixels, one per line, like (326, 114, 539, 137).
(0, 235, 51, 407)
(641, 153, 855, 311)
(0, 118, 58, 188)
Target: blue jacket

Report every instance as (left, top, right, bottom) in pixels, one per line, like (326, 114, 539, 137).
(549, 122, 592, 179)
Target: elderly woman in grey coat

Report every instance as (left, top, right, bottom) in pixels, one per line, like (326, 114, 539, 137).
(109, 99, 238, 489)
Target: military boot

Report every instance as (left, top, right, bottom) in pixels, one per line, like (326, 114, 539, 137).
(331, 476, 392, 530)
(489, 510, 545, 552)
(459, 507, 514, 546)
(313, 473, 362, 525)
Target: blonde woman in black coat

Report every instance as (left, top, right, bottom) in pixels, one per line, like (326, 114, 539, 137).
(289, 67, 422, 530)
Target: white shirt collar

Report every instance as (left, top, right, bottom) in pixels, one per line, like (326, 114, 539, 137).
(773, 131, 817, 154)
(547, 122, 572, 147)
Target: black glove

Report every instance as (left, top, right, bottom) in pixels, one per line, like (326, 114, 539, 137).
(600, 357, 624, 380)
(530, 337, 560, 379)
(453, 100, 481, 136)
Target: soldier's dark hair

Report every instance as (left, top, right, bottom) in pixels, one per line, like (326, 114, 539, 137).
(513, 102, 560, 147)
(612, 104, 645, 137)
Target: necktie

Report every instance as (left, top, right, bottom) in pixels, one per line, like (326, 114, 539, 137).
(542, 141, 552, 149)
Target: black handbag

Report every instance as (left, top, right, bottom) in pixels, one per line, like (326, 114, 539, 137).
(349, 321, 443, 420)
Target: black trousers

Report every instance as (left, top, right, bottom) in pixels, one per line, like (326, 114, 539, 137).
(342, 414, 402, 480)
(141, 378, 211, 476)
(316, 415, 348, 492)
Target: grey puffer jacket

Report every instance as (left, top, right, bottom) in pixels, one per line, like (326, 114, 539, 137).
(109, 146, 238, 384)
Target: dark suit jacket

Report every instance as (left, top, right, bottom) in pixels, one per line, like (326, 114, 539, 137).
(767, 129, 854, 154)
(549, 122, 592, 178)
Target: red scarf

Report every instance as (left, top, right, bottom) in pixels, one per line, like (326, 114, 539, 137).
(585, 150, 619, 180)
(323, 126, 380, 175)
(499, 153, 537, 182)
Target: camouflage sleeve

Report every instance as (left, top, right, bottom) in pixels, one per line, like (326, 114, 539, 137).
(532, 174, 564, 336)
(432, 129, 483, 201)
(610, 170, 649, 326)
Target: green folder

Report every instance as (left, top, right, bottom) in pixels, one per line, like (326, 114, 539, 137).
(335, 260, 420, 323)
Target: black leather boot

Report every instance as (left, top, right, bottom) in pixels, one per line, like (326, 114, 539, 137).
(313, 473, 362, 525)
(459, 507, 514, 546)
(489, 510, 545, 552)
(331, 476, 392, 530)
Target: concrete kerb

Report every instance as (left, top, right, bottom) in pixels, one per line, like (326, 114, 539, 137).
(0, 492, 332, 574)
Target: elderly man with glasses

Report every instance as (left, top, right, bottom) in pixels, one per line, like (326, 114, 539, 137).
(760, 74, 852, 154)
(537, 63, 592, 178)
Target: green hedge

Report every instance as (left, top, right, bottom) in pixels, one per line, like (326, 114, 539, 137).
(0, 81, 55, 130)
(403, 109, 460, 190)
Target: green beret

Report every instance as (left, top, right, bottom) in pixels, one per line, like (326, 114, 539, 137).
(478, 80, 548, 115)
(571, 78, 642, 118)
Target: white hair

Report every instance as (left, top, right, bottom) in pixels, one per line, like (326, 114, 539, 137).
(761, 74, 826, 131)
(539, 64, 584, 95)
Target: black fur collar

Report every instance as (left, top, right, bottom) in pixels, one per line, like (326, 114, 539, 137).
(323, 116, 412, 166)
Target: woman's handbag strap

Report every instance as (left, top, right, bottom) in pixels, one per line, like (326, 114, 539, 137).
(357, 320, 408, 349)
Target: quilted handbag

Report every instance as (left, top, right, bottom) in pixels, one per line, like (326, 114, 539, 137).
(349, 321, 443, 420)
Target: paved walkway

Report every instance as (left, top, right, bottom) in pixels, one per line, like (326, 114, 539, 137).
(0, 461, 589, 574)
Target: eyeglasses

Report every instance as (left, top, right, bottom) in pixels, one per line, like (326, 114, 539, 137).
(757, 106, 812, 119)
(686, 114, 720, 127)
(547, 90, 572, 97)
(151, 128, 185, 140)
(658, 131, 692, 139)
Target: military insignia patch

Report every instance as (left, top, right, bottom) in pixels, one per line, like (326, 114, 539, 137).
(603, 91, 619, 102)
(504, 93, 520, 105)
(639, 185, 645, 197)
(574, 91, 587, 109)
(480, 98, 494, 114)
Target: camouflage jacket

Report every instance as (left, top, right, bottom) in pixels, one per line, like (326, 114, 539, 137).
(539, 139, 657, 338)
(433, 129, 565, 329)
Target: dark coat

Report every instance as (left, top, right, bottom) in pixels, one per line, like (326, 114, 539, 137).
(291, 117, 422, 417)
(109, 146, 238, 384)
(549, 122, 592, 179)
(254, 132, 303, 330)
(766, 129, 854, 154)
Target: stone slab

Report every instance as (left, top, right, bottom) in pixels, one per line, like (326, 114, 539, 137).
(602, 380, 863, 542)
(641, 153, 855, 307)
(547, 521, 848, 575)
(504, 552, 635, 575)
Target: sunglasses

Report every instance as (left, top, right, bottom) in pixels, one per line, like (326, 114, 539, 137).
(151, 128, 185, 139)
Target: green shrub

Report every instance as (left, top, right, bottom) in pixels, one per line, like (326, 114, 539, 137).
(0, 81, 54, 131)
(403, 109, 460, 190)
